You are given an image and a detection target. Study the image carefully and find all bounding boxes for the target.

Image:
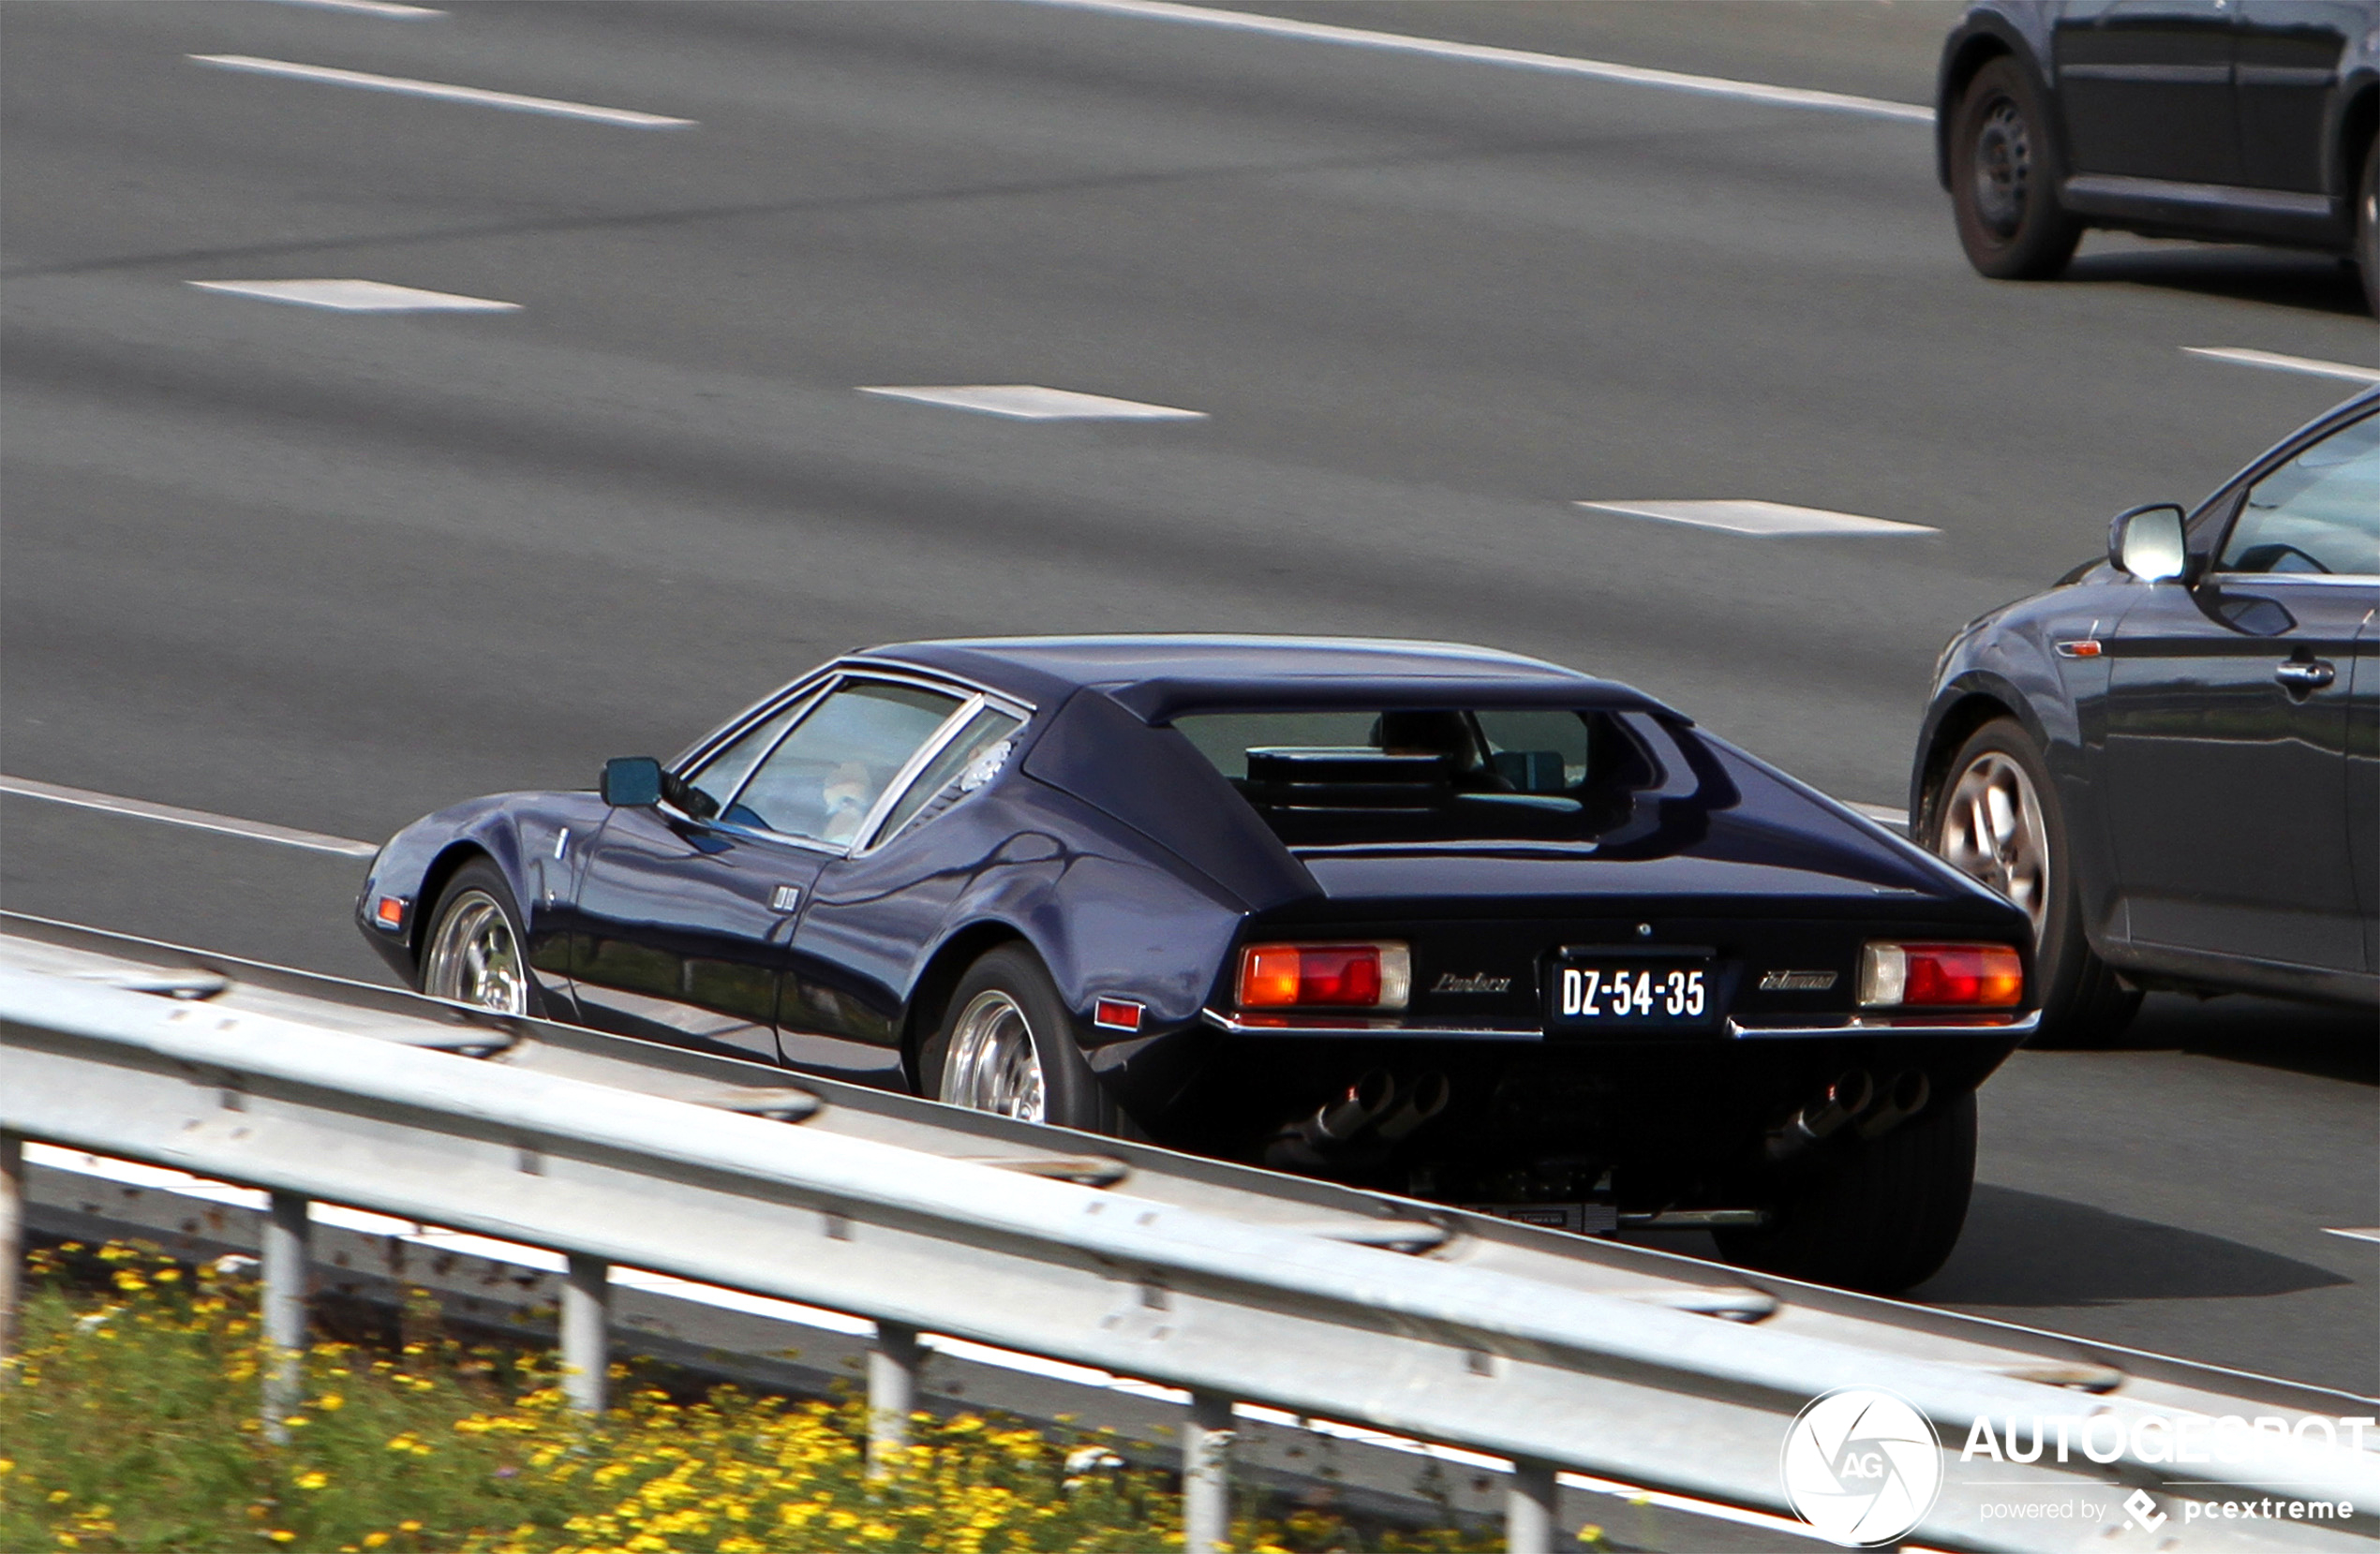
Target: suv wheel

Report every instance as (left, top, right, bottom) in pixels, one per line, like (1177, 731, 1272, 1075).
(1930, 718, 2139, 1045)
(1950, 58, 2082, 280)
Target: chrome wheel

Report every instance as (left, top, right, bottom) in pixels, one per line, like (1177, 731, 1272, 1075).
(941, 990, 1046, 1121)
(1971, 96, 2032, 238)
(423, 890, 528, 1014)
(1940, 752, 2051, 940)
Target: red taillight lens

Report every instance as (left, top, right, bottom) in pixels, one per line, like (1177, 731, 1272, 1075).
(1238, 942, 1410, 1010)
(1859, 942, 2024, 1008)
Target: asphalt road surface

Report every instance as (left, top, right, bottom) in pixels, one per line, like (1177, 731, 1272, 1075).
(3, 0, 2373, 1395)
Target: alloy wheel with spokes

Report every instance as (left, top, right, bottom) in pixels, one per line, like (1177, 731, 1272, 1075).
(1939, 750, 2052, 940)
(941, 989, 1048, 1121)
(423, 888, 529, 1014)
(1971, 97, 2032, 239)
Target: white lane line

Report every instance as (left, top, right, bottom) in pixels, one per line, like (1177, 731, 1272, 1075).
(2182, 347, 2380, 386)
(2325, 1227, 2380, 1245)
(255, 0, 444, 17)
(858, 384, 1209, 421)
(1015, 0, 1931, 124)
(189, 54, 696, 128)
(0, 776, 379, 859)
(1847, 801, 1911, 835)
(1576, 499, 1939, 538)
(190, 277, 519, 313)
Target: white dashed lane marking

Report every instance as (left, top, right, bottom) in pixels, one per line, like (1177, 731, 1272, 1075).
(1576, 499, 1939, 538)
(1019, 0, 1932, 124)
(256, 0, 444, 16)
(189, 55, 696, 127)
(0, 776, 380, 859)
(2324, 1227, 2380, 1246)
(190, 278, 519, 312)
(2183, 348, 2380, 385)
(857, 385, 1209, 421)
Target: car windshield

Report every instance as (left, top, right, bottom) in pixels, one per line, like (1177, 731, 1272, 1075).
(1174, 708, 1658, 845)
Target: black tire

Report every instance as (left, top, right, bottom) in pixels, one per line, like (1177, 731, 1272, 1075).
(919, 945, 1115, 1133)
(1927, 718, 2140, 1047)
(1950, 57, 2082, 280)
(418, 858, 544, 1017)
(2358, 129, 2378, 319)
(1715, 1092, 1978, 1295)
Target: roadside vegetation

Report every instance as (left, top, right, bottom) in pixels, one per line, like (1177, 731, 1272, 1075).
(1, 1244, 1517, 1553)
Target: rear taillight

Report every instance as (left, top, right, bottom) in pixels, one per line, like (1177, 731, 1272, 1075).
(1859, 941, 2024, 1009)
(1238, 941, 1411, 1011)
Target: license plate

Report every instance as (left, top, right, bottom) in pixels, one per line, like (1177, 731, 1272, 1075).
(1549, 956, 1716, 1029)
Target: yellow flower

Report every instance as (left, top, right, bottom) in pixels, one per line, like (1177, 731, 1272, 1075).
(399, 1521, 423, 1533)
(269, 1532, 296, 1544)
(318, 1393, 345, 1412)
(47, 1491, 69, 1504)
(295, 1471, 330, 1490)
(363, 1537, 389, 1549)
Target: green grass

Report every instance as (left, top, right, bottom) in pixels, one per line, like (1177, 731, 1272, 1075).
(2, 1244, 1525, 1554)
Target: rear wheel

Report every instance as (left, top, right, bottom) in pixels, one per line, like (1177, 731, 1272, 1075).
(922, 945, 1115, 1133)
(420, 860, 539, 1016)
(1716, 1092, 1977, 1294)
(1950, 58, 2082, 280)
(1929, 718, 2139, 1045)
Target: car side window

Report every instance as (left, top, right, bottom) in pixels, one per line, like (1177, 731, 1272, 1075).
(723, 681, 963, 845)
(871, 705, 1025, 846)
(2219, 413, 2380, 577)
(682, 699, 807, 820)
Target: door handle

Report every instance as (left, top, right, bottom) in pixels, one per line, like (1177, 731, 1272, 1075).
(2273, 660, 2336, 692)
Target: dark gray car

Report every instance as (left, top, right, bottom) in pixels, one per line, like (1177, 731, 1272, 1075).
(1911, 389, 2379, 1042)
(1936, 1, 2380, 312)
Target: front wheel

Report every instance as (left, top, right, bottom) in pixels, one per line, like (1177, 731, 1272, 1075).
(1716, 1092, 1977, 1294)
(921, 945, 1115, 1133)
(420, 859, 540, 1016)
(1928, 718, 2138, 1045)
(1950, 58, 2082, 280)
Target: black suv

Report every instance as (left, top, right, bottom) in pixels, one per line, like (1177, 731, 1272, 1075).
(1937, 1, 2380, 312)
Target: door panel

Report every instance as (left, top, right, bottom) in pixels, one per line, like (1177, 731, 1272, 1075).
(2232, 1, 2356, 193)
(2105, 578, 2366, 970)
(2055, 0, 2240, 185)
(570, 807, 827, 1063)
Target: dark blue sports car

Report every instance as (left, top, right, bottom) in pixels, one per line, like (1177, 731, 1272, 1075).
(361, 637, 2034, 1292)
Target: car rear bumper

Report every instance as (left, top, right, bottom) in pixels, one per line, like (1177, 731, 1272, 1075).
(1197, 1009, 2040, 1042)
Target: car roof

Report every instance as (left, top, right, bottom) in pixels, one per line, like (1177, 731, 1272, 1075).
(858, 635, 1681, 723)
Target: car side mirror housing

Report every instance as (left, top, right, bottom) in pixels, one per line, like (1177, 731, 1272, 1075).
(601, 756, 664, 807)
(2108, 502, 2190, 583)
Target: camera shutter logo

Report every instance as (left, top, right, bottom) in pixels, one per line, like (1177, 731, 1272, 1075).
(1780, 1388, 1943, 1547)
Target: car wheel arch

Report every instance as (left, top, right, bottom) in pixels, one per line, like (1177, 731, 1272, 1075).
(901, 923, 1035, 1093)
(1916, 687, 2043, 838)
(412, 835, 532, 967)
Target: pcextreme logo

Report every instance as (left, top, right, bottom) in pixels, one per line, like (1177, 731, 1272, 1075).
(1779, 1388, 1944, 1547)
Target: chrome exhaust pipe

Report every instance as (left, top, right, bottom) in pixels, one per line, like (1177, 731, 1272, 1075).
(1312, 1070, 1396, 1143)
(1764, 1069, 1873, 1164)
(1857, 1070, 1930, 1140)
(1374, 1072, 1450, 1143)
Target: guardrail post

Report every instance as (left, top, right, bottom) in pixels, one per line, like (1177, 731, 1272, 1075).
(560, 1252, 610, 1414)
(0, 1132, 22, 1361)
(1505, 1458, 1558, 1554)
(868, 1321, 923, 1475)
(1183, 1390, 1235, 1552)
(260, 1191, 310, 1443)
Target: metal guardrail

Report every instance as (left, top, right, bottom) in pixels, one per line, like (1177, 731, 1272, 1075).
(2, 920, 2375, 1553)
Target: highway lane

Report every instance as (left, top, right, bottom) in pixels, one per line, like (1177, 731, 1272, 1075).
(2, 0, 2373, 1390)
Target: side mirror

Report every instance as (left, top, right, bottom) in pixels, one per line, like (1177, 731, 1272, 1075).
(600, 756, 663, 807)
(2108, 503, 2190, 583)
